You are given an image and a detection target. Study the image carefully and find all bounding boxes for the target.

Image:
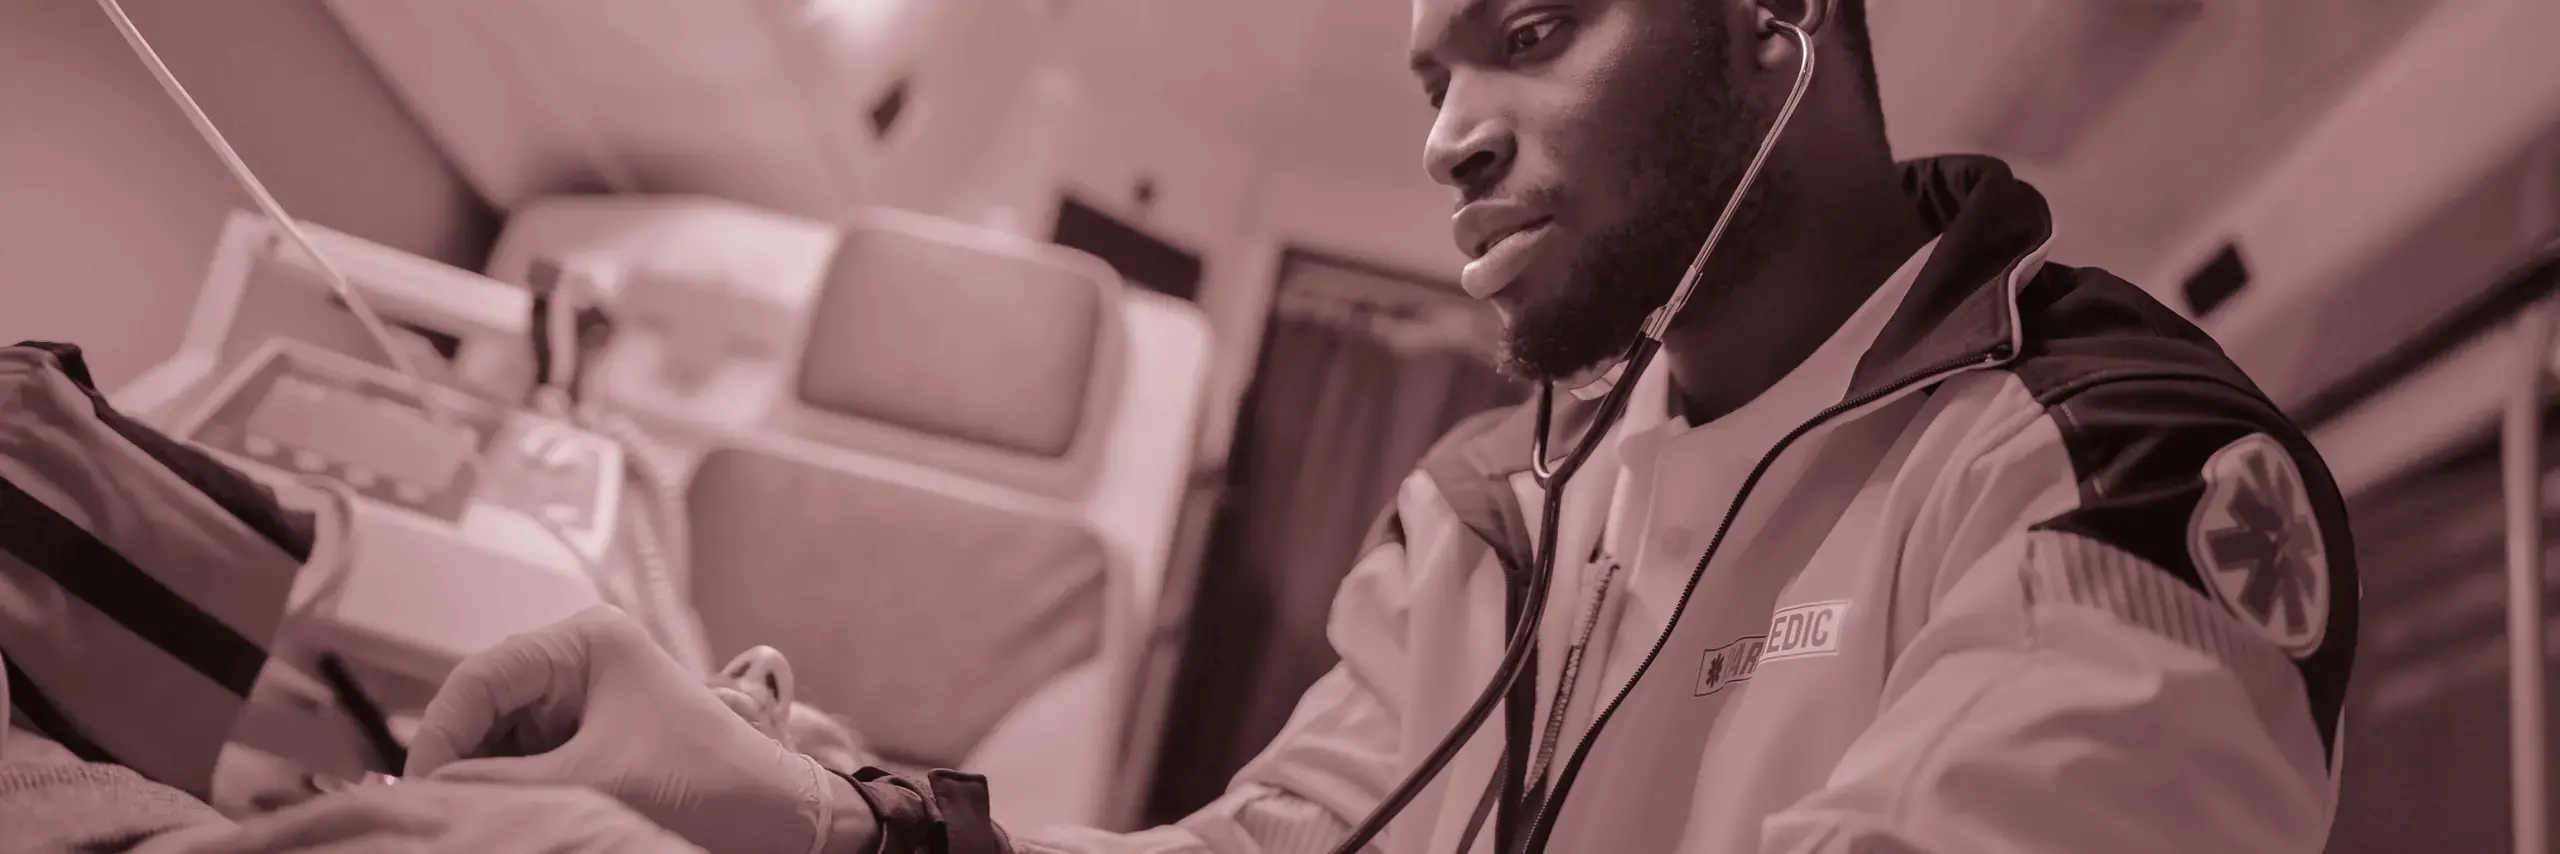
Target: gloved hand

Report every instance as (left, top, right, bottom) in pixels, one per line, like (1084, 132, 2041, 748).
(131, 780, 704, 854)
(404, 607, 875, 854)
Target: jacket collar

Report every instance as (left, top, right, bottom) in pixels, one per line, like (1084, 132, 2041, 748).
(1415, 156, 2055, 569)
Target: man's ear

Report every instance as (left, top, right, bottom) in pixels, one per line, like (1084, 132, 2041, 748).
(1751, 0, 1832, 35)
(1748, 0, 1831, 71)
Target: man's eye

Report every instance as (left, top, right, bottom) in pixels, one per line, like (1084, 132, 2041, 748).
(1502, 16, 1568, 60)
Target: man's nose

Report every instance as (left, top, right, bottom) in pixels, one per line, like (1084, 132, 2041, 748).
(1425, 104, 1514, 195)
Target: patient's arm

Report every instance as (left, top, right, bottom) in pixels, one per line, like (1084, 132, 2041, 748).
(0, 722, 237, 854)
(4, 647, 231, 851)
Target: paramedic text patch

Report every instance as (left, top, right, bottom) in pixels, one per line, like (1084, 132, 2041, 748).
(1694, 636, 1765, 696)
(1759, 600, 1850, 664)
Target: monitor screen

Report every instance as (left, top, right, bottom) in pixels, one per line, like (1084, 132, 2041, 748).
(185, 343, 498, 523)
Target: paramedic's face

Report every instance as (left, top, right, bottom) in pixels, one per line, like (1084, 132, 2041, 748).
(1412, 0, 1782, 381)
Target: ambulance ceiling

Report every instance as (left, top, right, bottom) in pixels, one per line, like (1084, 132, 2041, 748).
(329, 0, 2448, 310)
(1052, 0, 2439, 281)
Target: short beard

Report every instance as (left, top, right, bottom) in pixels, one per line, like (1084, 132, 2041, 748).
(1496, 14, 1786, 383)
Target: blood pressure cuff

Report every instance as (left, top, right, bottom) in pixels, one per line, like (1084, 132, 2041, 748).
(0, 341, 321, 798)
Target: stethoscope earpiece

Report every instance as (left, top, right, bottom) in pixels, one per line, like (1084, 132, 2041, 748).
(1769, 0, 1828, 37)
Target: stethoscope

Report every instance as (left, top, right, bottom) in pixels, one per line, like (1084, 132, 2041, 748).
(1325, 14, 1821, 854)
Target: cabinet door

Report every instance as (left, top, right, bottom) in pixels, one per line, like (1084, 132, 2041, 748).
(2333, 423, 2560, 854)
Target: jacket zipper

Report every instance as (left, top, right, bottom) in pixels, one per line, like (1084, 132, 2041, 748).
(1526, 555, 1623, 798)
(1517, 344, 2010, 854)
(1461, 511, 1625, 854)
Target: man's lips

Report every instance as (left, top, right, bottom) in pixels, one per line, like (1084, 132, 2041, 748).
(1459, 220, 1553, 299)
(1476, 218, 1550, 257)
(1453, 201, 1550, 260)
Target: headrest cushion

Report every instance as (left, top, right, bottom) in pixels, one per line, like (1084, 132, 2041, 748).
(796, 226, 1109, 459)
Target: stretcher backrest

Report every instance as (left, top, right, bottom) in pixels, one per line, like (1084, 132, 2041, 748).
(682, 439, 1115, 770)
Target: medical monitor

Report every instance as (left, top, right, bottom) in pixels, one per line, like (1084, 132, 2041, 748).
(116, 211, 534, 423)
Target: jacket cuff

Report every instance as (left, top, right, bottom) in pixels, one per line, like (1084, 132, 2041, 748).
(837, 766, 1009, 854)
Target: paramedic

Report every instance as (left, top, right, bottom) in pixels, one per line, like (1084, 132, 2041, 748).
(399, 0, 2362, 852)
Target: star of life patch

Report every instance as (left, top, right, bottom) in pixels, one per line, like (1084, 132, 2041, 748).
(2186, 433, 2330, 658)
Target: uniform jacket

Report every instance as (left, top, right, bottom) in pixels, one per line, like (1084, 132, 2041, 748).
(991, 155, 2358, 854)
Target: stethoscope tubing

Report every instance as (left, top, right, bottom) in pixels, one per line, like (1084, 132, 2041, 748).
(1323, 19, 1819, 854)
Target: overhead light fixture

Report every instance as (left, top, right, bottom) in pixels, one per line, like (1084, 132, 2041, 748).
(799, 0, 902, 30)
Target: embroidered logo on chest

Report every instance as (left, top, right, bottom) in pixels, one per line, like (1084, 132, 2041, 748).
(1694, 636, 1766, 696)
(1693, 600, 1851, 696)
(1762, 599, 1850, 663)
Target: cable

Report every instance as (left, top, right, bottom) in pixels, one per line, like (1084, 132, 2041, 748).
(315, 652, 408, 772)
(527, 267, 714, 675)
(97, 0, 712, 680)
(94, 0, 438, 402)
(588, 412, 716, 675)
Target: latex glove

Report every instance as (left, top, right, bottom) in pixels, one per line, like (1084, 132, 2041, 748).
(130, 780, 703, 854)
(405, 607, 873, 854)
